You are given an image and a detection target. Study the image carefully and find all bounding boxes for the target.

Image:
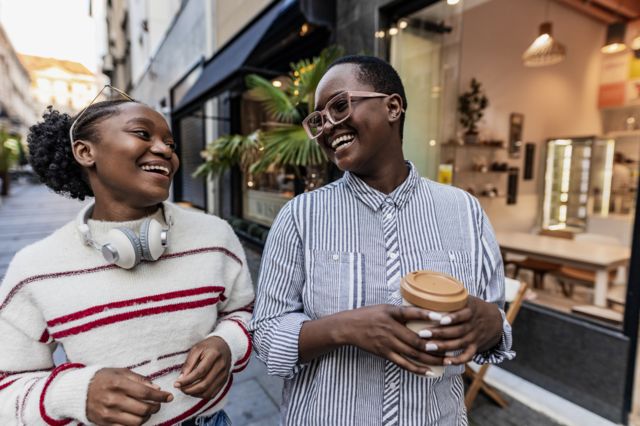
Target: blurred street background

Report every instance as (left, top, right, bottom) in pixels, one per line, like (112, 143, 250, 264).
(1, 0, 639, 424)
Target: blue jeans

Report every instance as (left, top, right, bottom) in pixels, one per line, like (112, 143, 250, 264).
(180, 410, 231, 426)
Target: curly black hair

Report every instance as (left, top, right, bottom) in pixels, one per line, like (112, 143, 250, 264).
(27, 99, 135, 200)
(327, 55, 408, 138)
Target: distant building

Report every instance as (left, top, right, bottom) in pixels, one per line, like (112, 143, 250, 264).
(19, 54, 98, 115)
(0, 24, 37, 138)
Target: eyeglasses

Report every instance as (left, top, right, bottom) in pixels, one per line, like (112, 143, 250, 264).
(69, 84, 134, 147)
(302, 91, 390, 140)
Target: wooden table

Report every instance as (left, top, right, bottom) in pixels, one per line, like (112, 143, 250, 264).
(496, 232, 631, 307)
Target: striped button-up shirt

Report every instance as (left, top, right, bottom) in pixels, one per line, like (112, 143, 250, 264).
(250, 162, 515, 425)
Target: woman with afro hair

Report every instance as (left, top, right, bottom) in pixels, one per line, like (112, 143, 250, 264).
(0, 87, 254, 426)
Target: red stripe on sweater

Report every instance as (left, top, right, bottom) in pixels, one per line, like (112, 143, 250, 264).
(0, 367, 53, 376)
(226, 318, 252, 367)
(220, 301, 254, 316)
(51, 297, 221, 339)
(39, 363, 84, 426)
(1, 246, 241, 312)
(146, 364, 182, 381)
(155, 376, 234, 426)
(20, 377, 43, 422)
(160, 247, 242, 266)
(48, 286, 225, 327)
(39, 329, 50, 343)
(0, 378, 18, 392)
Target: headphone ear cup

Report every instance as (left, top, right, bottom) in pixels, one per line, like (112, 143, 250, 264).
(106, 227, 142, 269)
(139, 219, 166, 261)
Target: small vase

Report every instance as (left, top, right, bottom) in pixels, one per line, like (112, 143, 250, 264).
(463, 133, 479, 145)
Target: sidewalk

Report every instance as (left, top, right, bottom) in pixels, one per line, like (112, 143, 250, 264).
(1, 182, 562, 426)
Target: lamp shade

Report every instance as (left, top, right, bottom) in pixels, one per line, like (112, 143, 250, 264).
(601, 22, 627, 54)
(522, 22, 566, 67)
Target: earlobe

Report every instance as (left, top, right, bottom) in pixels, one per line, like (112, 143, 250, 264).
(72, 140, 95, 167)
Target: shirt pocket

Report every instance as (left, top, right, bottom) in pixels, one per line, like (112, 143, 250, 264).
(305, 250, 365, 319)
(404, 250, 477, 296)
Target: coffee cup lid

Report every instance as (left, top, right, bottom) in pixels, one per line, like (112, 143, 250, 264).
(400, 270, 468, 312)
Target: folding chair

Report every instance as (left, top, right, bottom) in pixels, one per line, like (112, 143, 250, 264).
(464, 277, 528, 410)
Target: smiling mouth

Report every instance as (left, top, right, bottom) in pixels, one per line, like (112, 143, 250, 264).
(330, 133, 356, 152)
(140, 164, 171, 176)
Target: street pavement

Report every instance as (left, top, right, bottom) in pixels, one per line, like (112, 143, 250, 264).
(0, 181, 559, 426)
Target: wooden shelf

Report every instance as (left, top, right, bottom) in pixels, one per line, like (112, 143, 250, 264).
(442, 143, 505, 149)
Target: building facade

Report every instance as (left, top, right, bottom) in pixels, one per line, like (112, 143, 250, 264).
(19, 54, 98, 115)
(0, 25, 36, 138)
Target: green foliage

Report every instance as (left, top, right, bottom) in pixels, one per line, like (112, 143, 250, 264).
(0, 129, 21, 172)
(458, 78, 489, 135)
(195, 45, 344, 180)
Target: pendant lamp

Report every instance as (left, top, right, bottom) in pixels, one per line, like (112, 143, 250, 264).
(601, 22, 627, 54)
(522, 22, 566, 67)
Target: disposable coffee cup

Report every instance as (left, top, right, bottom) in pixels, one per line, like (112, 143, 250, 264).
(400, 270, 468, 377)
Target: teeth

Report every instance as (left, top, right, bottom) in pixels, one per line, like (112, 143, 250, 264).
(331, 134, 355, 149)
(141, 165, 170, 176)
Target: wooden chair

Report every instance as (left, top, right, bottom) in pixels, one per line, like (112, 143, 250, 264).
(464, 277, 528, 410)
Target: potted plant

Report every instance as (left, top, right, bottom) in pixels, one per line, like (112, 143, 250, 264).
(194, 45, 343, 189)
(458, 78, 488, 144)
(0, 129, 21, 196)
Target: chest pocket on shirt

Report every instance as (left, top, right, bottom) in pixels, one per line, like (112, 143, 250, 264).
(405, 250, 478, 297)
(306, 250, 365, 319)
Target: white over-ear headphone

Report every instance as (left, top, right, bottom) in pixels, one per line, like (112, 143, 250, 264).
(76, 202, 173, 269)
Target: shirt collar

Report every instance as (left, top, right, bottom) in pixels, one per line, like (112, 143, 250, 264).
(343, 161, 419, 211)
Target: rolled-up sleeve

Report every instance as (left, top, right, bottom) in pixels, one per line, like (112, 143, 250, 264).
(249, 202, 310, 379)
(472, 210, 516, 365)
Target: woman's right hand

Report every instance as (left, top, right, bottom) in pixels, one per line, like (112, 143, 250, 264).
(335, 304, 444, 375)
(87, 368, 174, 426)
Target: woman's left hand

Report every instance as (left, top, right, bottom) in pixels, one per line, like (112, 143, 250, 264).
(420, 296, 503, 366)
(174, 336, 231, 399)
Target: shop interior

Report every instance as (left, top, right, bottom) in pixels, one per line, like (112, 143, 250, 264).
(384, 0, 639, 328)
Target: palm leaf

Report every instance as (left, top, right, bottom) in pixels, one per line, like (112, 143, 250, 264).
(193, 131, 262, 178)
(245, 74, 300, 123)
(251, 125, 326, 174)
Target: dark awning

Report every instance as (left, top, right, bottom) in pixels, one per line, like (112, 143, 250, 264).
(173, 0, 296, 114)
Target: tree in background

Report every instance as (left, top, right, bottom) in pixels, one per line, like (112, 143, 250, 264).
(0, 129, 22, 196)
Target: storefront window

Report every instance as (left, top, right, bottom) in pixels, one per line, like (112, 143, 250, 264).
(240, 90, 329, 226)
(385, 0, 638, 328)
(389, 1, 462, 180)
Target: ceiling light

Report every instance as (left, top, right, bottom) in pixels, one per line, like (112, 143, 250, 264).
(522, 22, 566, 67)
(271, 80, 282, 88)
(388, 27, 399, 36)
(447, 0, 460, 4)
(602, 22, 627, 54)
(398, 20, 408, 29)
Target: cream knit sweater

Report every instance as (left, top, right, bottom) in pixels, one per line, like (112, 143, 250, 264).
(0, 203, 254, 425)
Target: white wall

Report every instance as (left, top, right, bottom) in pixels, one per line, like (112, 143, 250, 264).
(460, 0, 605, 232)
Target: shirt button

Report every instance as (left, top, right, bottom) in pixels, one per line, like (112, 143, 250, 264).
(385, 213, 393, 220)
(388, 252, 398, 259)
(385, 198, 393, 204)
(332, 254, 339, 261)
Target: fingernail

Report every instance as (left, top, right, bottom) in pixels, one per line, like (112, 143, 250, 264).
(428, 312, 442, 321)
(174, 382, 181, 388)
(425, 369, 435, 377)
(418, 329, 432, 338)
(440, 316, 452, 325)
(167, 394, 174, 402)
(425, 343, 438, 351)
(444, 359, 452, 366)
